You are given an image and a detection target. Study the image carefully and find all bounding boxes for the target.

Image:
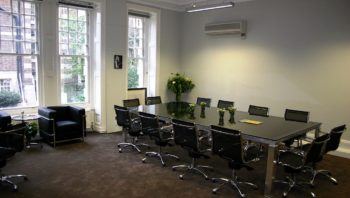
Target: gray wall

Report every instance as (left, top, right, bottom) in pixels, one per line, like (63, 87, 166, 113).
(180, 0, 350, 140)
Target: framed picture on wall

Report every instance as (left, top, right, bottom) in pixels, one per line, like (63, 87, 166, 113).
(114, 55, 122, 69)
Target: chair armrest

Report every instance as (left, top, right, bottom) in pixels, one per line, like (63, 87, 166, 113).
(38, 107, 56, 119)
(69, 106, 85, 123)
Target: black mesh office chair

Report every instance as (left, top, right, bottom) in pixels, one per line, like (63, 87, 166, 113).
(285, 109, 309, 123)
(146, 96, 162, 105)
(307, 124, 346, 185)
(217, 100, 234, 109)
(0, 123, 28, 191)
(284, 109, 310, 147)
(123, 98, 140, 108)
(196, 97, 211, 107)
(248, 105, 269, 117)
(114, 105, 148, 153)
(210, 125, 259, 197)
(139, 112, 179, 166)
(172, 119, 213, 180)
(274, 133, 330, 198)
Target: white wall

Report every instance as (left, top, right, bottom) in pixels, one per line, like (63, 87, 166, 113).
(158, 9, 181, 102)
(180, 0, 350, 140)
(104, 2, 181, 132)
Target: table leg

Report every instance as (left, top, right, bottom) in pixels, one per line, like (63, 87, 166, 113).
(315, 127, 320, 138)
(264, 143, 277, 198)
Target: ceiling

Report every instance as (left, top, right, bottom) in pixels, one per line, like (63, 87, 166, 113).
(128, 0, 254, 11)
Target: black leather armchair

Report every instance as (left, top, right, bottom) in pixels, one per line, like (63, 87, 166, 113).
(38, 106, 86, 147)
(0, 123, 28, 191)
(0, 111, 12, 131)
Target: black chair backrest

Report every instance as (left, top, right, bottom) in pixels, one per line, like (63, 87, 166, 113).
(248, 105, 269, 117)
(139, 112, 160, 137)
(196, 97, 211, 107)
(123, 98, 140, 108)
(146, 96, 162, 105)
(114, 105, 130, 128)
(172, 119, 199, 152)
(211, 125, 243, 163)
(217, 100, 234, 109)
(305, 133, 330, 164)
(326, 124, 346, 152)
(284, 109, 309, 123)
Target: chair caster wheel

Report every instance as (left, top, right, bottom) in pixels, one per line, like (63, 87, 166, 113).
(179, 175, 184, 180)
(212, 189, 217, 194)
(24, 176, 28, 181)
(283, 192, 287, 197)
(12, 187, 18, 192)
(117, 145, 121, 148)
(118, 149, 122, 153)
(211, 178, 216, 183)
(142, 159, 146, 163)
(162, 163, 166, 167)
(205, 176, 209, 180)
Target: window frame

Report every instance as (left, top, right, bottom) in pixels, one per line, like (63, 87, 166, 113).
(57, 4, 91, 105)
(0, 0, 41, 110)
(127, 14, 150, 89)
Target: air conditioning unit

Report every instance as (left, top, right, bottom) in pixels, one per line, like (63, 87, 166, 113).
(204, 21, 246, 37)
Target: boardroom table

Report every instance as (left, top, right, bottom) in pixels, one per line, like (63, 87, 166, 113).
(137, 102, 321, 197)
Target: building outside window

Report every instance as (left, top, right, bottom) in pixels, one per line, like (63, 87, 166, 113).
(0, 0, 39, 109)
(58, 5, 89, 104)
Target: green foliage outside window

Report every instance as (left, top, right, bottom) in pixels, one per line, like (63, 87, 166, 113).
(0, 91, 22, 108)
(128, 58, 139, 88)
(63, 57, 85, 103)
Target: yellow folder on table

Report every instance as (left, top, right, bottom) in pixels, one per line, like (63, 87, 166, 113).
(239, 119, 262, 125)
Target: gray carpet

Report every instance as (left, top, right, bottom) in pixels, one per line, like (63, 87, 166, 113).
(1, 132, 349, 198)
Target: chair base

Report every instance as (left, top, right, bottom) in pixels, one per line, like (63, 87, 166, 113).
(305, 167, 338, 185)
(117, 142, 150, 153)
(172, 158, 213, 180)
(274, 175, 315, 198)
(211, 171, 257, 198)
(142, 150, 179, 166)
(1, 174, 28, 192)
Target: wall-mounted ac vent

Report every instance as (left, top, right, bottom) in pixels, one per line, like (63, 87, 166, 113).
(204, 21, 246, 37)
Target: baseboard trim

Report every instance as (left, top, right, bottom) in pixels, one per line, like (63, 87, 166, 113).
(329, 139, 350, 159)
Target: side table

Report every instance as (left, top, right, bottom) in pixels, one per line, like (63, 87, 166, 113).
(11, 114, 43, 149)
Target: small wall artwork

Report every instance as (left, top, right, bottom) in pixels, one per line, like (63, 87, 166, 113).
(114, 55, 122, 69)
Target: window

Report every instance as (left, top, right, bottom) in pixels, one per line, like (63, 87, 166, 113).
(58, 5, 89, 104)
(128, 15, 146, 88)
(0, 0, 39, 109)
(0, 79, 11, 91)
(127, 10, 158, 97)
